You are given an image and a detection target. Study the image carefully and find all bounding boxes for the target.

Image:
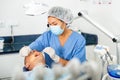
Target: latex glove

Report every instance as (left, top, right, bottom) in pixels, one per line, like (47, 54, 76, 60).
(43, 47, 60, 63)
(19, 46, 32, 57)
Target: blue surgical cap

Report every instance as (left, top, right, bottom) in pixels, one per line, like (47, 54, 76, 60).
(48, 6, 73, 24)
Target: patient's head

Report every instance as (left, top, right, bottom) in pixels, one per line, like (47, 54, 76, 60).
(25, 50, 45, 70)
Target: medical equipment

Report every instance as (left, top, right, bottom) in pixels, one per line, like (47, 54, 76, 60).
(94, 45, 120, 80)
(77, 11, 120, 64)
(94, 45, 113, 62)
(102, 63, 120, 80)
(23, 0, 49, 16)
(49, 25, 64, 35)
(107, 65, 120, 78)
(76, 12, 120, 80)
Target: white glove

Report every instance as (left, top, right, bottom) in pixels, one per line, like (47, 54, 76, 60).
(19, 46, 32, 57)
(43, 47, 60, 63)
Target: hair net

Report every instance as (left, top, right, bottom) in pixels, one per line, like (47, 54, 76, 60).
(48, 6, 73, 24)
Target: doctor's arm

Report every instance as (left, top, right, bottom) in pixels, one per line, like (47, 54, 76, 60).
(59, 58, 69, 66)
(59, 45, 86, 66)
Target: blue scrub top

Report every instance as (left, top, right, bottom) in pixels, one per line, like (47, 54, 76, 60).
(29, 30, 86, 67)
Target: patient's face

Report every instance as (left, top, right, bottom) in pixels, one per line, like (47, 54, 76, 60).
(25, 50, 45, 70)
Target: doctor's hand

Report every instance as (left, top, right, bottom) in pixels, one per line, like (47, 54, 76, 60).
(43, 47, 60, 63)
(25, 50, 45, 70)
(19, 46, 32, 57)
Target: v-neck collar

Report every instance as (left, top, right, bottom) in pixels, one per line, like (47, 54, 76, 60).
(56, 31, 74, 48)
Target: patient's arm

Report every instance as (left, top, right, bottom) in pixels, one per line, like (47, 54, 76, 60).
(24, 50, 45, 70)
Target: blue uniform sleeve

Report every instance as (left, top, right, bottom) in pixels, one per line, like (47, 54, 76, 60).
(28, 31, 54, 67)
(29, 31, 50, 51)
(73, 37, 86, 63)
(29, 36, 44, 51)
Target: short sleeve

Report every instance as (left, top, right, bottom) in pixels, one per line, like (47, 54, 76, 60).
(29, 31, 51, 51)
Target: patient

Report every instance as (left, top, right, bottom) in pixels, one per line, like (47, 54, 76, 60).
(24, 50, 45, 70)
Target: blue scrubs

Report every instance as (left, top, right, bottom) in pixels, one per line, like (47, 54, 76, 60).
(29, 30, 86, 67)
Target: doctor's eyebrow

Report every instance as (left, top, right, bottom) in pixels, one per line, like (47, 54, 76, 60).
(48, 20, 59, 25)
(48, 19, 63, 25)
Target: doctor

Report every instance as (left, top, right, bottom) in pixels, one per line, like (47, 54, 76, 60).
(20, 6, 86, 70)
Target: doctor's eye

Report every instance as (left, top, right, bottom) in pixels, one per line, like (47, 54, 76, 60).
(47, 23, 58, 27)
(53, 23, 58, 25)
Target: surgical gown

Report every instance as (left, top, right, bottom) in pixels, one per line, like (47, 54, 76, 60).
(29, 30, 86, 67)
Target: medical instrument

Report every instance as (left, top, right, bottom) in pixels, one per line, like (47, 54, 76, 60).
(94, 45, 120, 80)
(107, 65, 120, 78)
(94, 45, 112, 76)
(102, 64, 120, 80)
(94, 45, 113, 62)
(77, 11, 120, 64)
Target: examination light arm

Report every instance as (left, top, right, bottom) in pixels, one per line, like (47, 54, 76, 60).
(76, 11, 120, 64)
(77, 12, 120, 43)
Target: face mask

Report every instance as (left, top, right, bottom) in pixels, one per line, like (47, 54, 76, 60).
(50, 25, 64, 35)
